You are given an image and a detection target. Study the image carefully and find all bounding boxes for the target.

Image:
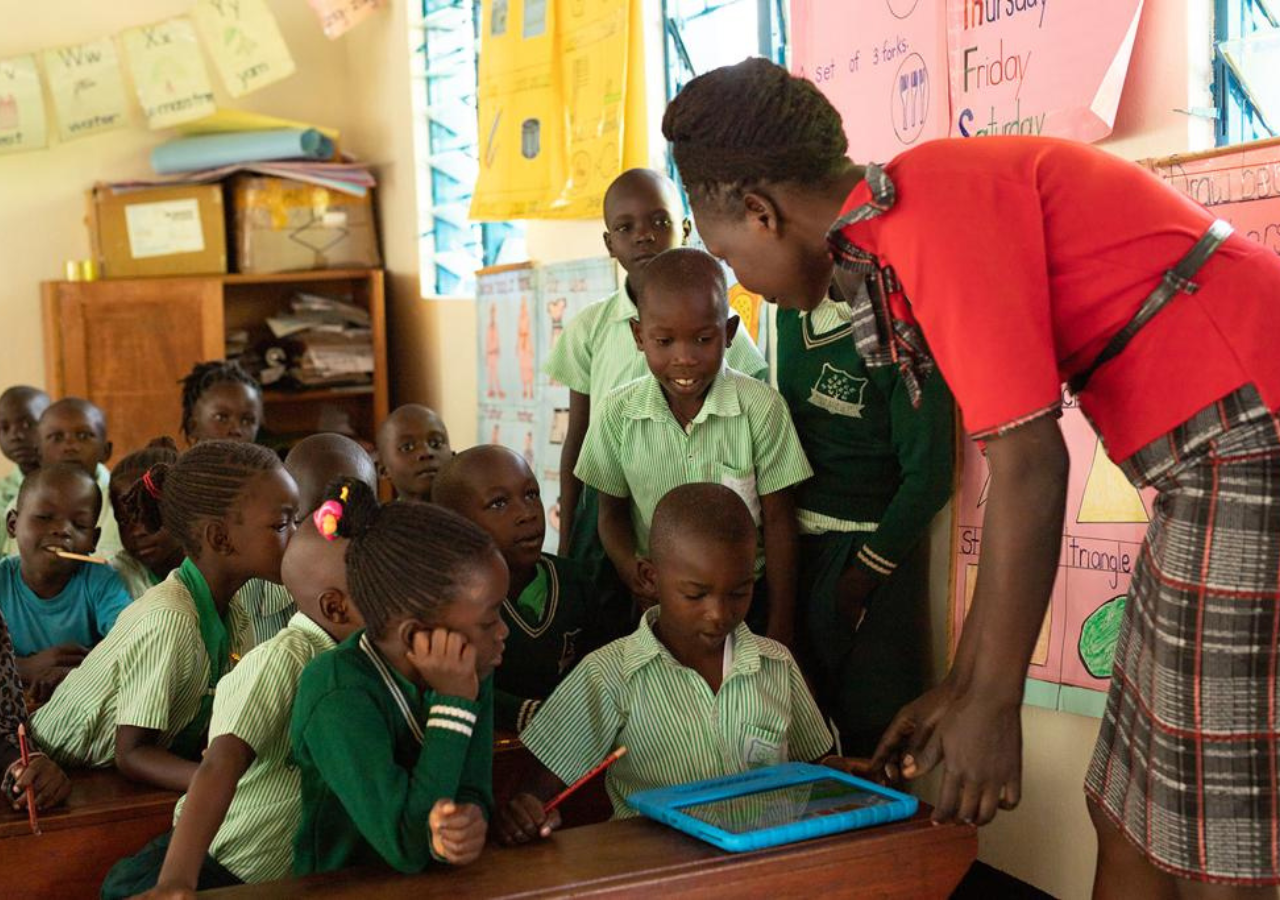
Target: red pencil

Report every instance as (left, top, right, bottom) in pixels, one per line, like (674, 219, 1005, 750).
(543, 746, 628, 814)
(17, 723, 40, 835)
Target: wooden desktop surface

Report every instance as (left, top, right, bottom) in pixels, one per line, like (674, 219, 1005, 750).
(0, 768, 179, 899)
(206, 810, 976, 899)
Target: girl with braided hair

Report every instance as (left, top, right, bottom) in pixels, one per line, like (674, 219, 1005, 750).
(180, 361, 264, 446)
(30, 440, 299, 792)
(289, 479, 508, 875)
(664, 57, 1280, 895)
(107, 437, 183, 598)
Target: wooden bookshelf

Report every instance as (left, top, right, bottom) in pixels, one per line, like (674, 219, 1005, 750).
(41, 269, 389, 458)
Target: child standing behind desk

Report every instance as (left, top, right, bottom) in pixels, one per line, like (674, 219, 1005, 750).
(289, 484, 507, 875)
(497, 484, 834, 843)
(432, 445, 628, 733)
(102, 495, 366, 898)
(30, 442, 298, 791)
(2, 463, 131, 701)
(575, 248, 811, 644)
(544, 169, 767, 565)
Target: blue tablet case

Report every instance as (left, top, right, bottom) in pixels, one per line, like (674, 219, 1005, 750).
(626, 762, 918, 853)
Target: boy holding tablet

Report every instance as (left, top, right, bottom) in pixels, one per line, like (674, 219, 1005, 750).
(497, 484, 841, 843)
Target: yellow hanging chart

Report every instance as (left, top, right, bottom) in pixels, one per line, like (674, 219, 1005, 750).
(471, 0, 646, 220)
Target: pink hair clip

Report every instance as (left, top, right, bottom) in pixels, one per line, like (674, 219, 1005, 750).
(142, 470, 162, 500)
(313, 485, 350, 541)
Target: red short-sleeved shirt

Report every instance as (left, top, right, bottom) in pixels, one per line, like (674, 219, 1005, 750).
(833, 136, 1280, 461)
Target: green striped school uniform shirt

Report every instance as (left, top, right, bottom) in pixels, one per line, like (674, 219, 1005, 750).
(170, 612, 336, 884)
(30, 569, 254, 767)
(110, 550, 161, 600)
(232, 578, 297, 649)
(574, 368, 813, 571)
(521, 608, 832, 818)
(543, 287, 769, 408)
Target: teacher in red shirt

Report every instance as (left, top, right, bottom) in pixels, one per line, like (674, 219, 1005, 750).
(663, 58, 1280, 896)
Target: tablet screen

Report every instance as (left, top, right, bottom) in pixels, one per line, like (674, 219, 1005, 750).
(678, 777, 896, 835)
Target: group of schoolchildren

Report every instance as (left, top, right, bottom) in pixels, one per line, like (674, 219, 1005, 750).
(0, 164, 956, 897)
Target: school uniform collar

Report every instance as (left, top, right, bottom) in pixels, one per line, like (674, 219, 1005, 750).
(285, 611, 338, 653)
(261, 581, 296, 615)
(800, 297, 854, 346)
(504, 555, 559, 637)
(621, 368, 739, 425)
(606, 284, 639, 323)
(621, 607, 771, 682)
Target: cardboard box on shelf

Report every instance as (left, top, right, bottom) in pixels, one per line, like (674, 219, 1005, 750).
(232, 175, 380, 274)
(86, 183, 228, 278)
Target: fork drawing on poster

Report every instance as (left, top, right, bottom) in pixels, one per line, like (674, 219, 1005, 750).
(951, 390, 1154, 716)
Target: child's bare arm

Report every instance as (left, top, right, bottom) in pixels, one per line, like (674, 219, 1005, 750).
(114, 725, 198, 792)
(597, 492, 649, 602)
(495, 758, 567, 846)
(556, 391, 591, 555)
(150, 734, 256, 893)
(760, 488, 799, 647)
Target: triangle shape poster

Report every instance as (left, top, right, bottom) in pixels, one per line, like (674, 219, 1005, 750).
(951, 393, 1154, 716)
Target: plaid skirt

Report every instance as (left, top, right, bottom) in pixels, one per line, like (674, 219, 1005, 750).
(1084, 386, 1280, 885)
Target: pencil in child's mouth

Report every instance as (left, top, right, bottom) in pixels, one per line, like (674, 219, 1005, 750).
(45, 546, 109, 564)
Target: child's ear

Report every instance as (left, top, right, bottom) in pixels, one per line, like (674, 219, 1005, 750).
(681, 218, 692, 244)
(376, 459, 388, 479)
(5, 509, 17, 540)
(725, 314, 740, 347)
(101, 440, 113, 465)
(89, 526, 101, 552)
(629, 318, 642, 351)
(205, 519, 234, 556)
(319, 588, 356, 626)
(603, 230, 616, 257)
(636, 557, 657, 596)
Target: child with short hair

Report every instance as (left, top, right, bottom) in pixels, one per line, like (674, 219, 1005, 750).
(497, 484, 833, 842)
(1, 610, 70, 813)
(108, 438, 184, 599)
(3, 463, 132, 701)
(433, 445, 628, 732)
(102, 489, 366, 897)
(0, 397, 122, 559)
(575, 248, 812, 644)
(0, 386, 50, 511)
(30, 441, 299, 792)
(290, 481, 505, 874)
(546, 169, 768, 563)
(180, 361, 264, 447)
(375, 404, 452, 502)
(233, 433, 378, 648)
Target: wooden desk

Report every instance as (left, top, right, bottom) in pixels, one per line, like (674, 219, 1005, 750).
(206, 811, 976, 899)
(0, 768, 179, 900)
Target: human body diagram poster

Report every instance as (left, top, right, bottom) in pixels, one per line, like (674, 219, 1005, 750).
(790, 0, 1144, 162)
(477, 258, 619, 550)
(952, 393, 1155, 716)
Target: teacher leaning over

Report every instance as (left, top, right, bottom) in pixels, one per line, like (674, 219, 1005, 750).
(663, 58, 1280, 897)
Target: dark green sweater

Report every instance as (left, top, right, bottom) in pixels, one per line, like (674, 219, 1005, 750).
(495, 553, 629, 732)
(776, 304, 955, 578)
(290, 630, 493, 875)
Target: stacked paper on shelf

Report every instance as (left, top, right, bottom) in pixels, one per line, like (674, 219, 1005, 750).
(268, 291, 374, 388)
(109, 161, 376, 198)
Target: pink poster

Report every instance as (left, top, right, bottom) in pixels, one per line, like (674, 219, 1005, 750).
(945, 0, 1144, 142)
(951, 392, 1155, 715)
(1143, 139, 1280, 256)
(790, 0, 949, 163)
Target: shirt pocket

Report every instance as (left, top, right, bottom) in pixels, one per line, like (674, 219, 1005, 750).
(742, 724, 787, 768)
(720, 465, 762, 526)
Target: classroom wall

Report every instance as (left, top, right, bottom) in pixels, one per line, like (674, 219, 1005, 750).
(0, 0, 359, 466)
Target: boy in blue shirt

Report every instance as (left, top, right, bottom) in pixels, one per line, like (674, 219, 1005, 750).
(3, 462, 131, 700)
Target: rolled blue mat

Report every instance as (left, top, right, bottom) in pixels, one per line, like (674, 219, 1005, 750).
(151, 128, 334, 175)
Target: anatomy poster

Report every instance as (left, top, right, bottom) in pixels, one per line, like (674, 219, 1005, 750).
(951, 391, 1155, 716)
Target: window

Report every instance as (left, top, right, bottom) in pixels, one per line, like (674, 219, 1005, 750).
(662, 0, 787, 106)
(413, 0, 522, 297)
(1214, 0, 1280, 145)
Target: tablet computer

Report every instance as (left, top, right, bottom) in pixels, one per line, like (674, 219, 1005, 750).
(626, 762, 918, 853)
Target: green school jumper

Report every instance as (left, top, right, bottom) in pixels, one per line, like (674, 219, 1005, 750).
(776, 300, 955, 755)
(290, 630, 494, 875)
(495, 553, 630, 733)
